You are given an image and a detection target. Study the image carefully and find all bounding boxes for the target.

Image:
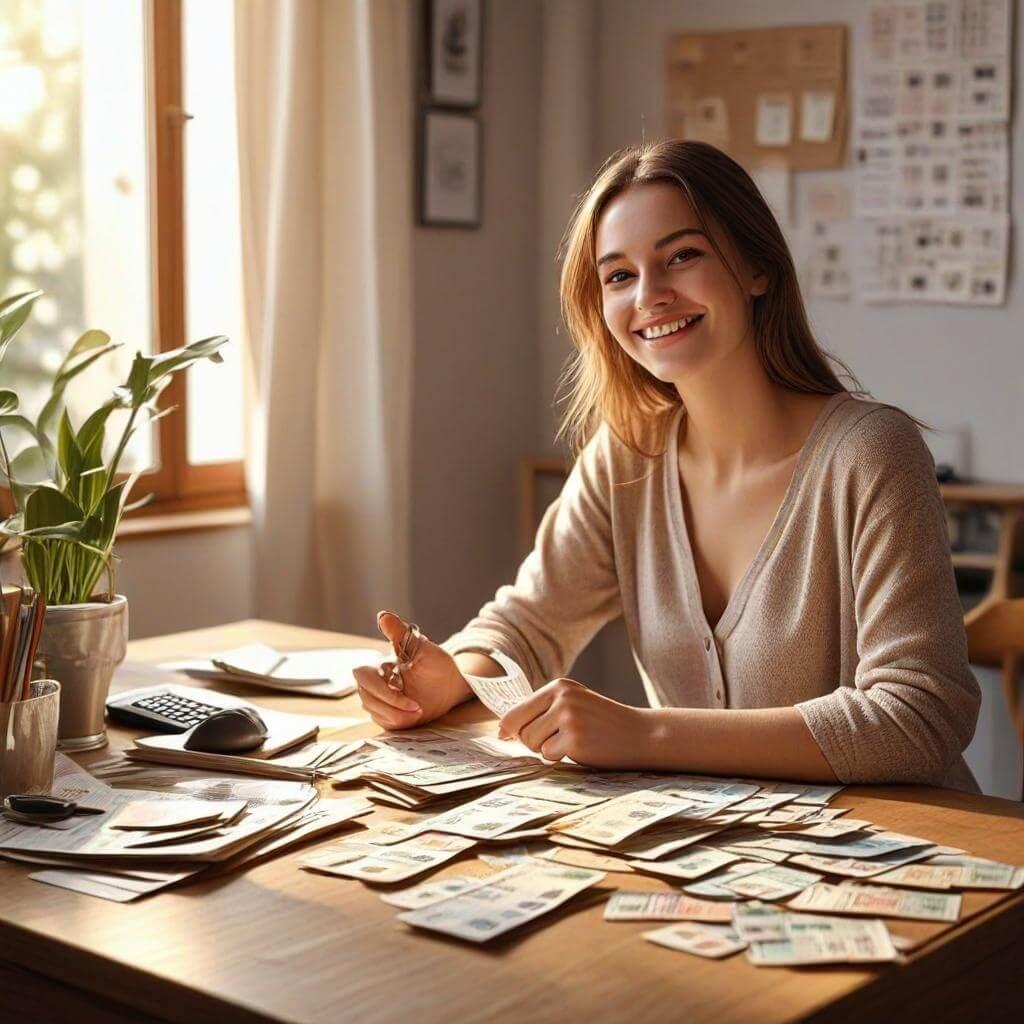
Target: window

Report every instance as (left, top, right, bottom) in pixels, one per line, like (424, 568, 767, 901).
(0, 0, 246, 515)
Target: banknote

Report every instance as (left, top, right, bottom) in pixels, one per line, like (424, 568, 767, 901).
(414, 793, 567, 840)
(398, 863, 605, 942)
(653, 779, 760, 806)
(716, 843, 791, 864)
(543, 846, 635, 873)
(604, 891, 735, 923)
(464, 673, 534, 718)
(748, 916, 898, 965)
(380, 873, 491, 909)
(627, 846, 738, 881)
(619, 825, 731, 861)
(300, 833, 476, 883)
(504, 771, 666, 808)
(788, 882, 962, 922)
(767, 819, 873, 839)
(753, 831, 935, 859)
(643, 922, 747, 959)
(550, 790, 697, 846)
(925, 855, 1024, 890)
(731, 901, 789, 941)
(722, 864, 823, 900)
(787, 846, 938, 878)
(872, 864, 969, 890)
(728, 788, 805, 814)
(790, 784, 845, 805)
(684, 861, 771, 898)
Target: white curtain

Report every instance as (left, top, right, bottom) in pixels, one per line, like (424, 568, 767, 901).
(235, 0, 414, 632)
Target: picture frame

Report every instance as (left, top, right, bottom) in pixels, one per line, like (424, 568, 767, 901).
(427, 0, 483, 108)
(419, 110, 482, 228)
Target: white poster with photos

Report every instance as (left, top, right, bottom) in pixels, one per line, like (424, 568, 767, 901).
(856, 0, 1012, 305)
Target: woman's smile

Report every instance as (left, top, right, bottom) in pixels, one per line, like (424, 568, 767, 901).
(635, 313, 705, 347)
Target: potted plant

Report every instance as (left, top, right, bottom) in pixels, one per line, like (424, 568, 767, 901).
(0, 289, 227, 750)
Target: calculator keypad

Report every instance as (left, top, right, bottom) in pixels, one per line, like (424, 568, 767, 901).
(133, 693, 222, 727)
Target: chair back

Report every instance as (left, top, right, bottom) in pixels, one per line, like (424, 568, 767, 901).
(965, 598, 1024, 800)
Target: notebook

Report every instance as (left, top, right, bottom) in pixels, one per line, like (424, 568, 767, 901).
(162, 644, 385, 699)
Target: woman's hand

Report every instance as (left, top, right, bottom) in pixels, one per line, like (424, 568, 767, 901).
(353, 611, 471, 731)
(498, 677, 652, 768)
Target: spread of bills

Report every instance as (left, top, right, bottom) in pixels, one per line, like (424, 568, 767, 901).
(9, 695, 1022, 971)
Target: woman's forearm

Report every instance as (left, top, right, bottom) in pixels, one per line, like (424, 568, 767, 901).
(642, 706, 839, 783)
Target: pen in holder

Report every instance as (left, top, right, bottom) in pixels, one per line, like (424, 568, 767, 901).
(0, 679, 61, 799)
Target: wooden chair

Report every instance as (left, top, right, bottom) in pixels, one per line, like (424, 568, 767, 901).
(964, 598, 1024, 800)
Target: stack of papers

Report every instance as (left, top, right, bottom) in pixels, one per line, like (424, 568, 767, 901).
(163, 644, 385, 699)
(0, 754, 372, 901)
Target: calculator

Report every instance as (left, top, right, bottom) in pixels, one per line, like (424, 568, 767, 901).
(105, 688, 231, 733)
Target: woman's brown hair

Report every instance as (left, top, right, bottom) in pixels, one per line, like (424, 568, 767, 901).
(556, 139, 867, 457)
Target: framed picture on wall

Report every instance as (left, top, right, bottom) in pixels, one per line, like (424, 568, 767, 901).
(428, 0, 483, 107)
(420, 110, 481, 228)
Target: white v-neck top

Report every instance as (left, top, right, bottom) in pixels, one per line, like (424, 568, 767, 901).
(444, 392, 981, 792)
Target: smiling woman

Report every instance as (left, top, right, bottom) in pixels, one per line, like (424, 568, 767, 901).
(353, 139, 981, 793)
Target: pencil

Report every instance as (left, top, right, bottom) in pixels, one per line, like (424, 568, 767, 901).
(21, 592, 46, 702)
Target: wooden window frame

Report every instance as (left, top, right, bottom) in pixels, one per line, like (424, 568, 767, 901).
(134, 0, 247, 517)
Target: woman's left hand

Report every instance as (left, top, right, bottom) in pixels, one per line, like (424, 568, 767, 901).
(498, 677, 652, 768)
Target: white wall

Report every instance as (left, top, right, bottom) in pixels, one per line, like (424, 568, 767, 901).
(116, 527, 253, 639)
(411, 0, 544, 640)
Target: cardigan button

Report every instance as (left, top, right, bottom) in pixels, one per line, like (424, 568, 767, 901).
(715, 689, 722, 702)
(704, 636, 712, 652)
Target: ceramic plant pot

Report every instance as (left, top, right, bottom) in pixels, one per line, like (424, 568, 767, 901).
(35, 595, 128, 751)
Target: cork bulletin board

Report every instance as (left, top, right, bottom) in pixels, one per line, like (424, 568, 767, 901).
(667, 24, 849, 170)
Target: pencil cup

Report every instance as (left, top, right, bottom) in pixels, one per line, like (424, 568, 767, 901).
(0, 680, 61, 800)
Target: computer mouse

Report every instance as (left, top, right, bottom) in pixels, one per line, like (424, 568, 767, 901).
(183, 708, 269, 754)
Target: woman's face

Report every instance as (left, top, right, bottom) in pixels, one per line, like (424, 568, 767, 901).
(595, 182, 766, 386)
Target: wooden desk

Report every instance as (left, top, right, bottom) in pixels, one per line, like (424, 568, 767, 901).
(2, 620, 1023, 1024)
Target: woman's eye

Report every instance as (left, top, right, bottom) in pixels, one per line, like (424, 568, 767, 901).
(605, 269, 631, 285)
(670, 247, 701, 265)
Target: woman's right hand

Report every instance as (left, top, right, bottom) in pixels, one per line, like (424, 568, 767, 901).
(353, 610, 472, 730)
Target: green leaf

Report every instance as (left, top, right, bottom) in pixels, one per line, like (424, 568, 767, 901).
(3, 445, 54, 508)
(0, 290, 42, 353)
(37, 342, 121, 438)
(0, 389, 18, 414)
(24, 485, 84, 531)
(56, 409, 83, 485)
(61, 329, 111, 368)
(0, 414, 56, 462)
(20, 522, 84, 539)
(148, 335, 228, 380)
(76, 400, 116, 455)
(125, 353, 154, 404)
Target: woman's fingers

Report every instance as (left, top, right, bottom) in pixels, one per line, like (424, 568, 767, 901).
(499, 686, 555, 739)
(377, 610, 431, 650)
(539, 732, 570, 762)
(517, 705, 561, 754)
(354, 665, 421, 713)
(358, 686, 422, 730)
